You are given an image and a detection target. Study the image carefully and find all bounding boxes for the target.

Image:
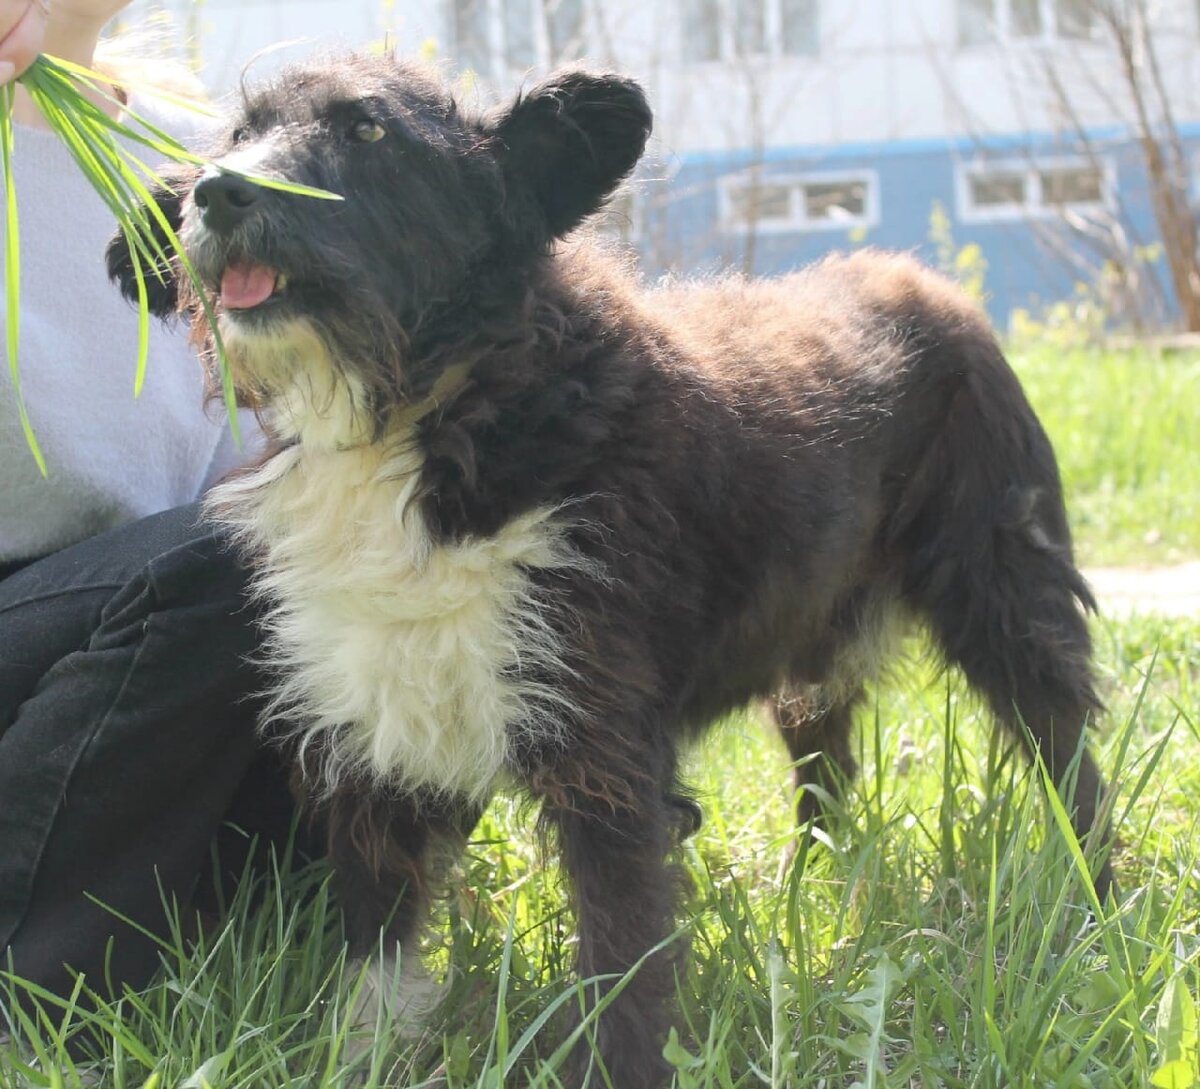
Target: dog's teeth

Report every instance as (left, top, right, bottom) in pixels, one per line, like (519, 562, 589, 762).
(276, 273, 289, 291)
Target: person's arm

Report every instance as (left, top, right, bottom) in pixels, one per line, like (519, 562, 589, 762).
(0, 0, 48, 86)
(201, 410, 271, 491)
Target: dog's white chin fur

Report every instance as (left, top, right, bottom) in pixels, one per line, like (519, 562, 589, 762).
(206, 321, 593, 803)
(219, 315, 377, 449)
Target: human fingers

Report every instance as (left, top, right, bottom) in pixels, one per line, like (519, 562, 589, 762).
(0, 0, 50, 85)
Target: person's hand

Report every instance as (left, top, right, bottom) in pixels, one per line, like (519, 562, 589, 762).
(0, 0, 48, 86)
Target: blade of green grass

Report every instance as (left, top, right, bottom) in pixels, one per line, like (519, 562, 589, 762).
(42, 53, 221, 121)
(22, 60, 240, 438)
(34, 56, 344, 201)
(1, 84, 46, 476)
(127, 232, 151, 396)
(6, 54, 347, 465)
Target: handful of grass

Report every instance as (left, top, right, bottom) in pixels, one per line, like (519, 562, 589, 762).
(2, 54, 340, 474)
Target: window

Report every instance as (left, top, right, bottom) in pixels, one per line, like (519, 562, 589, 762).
(1012, 0, 1042, 36)
(682, 0, 819, 62)
(957, 0, 1096, 45)
(734, 0, 766, 56)
(969, 170, 1027, 209)
(1040, 164, 1104, 204)
(1055, 0, 1094, 38)
(728, 181, 793, 224)
(721, 170, 878, 232)
(780, 0, 819, 54)
(683, 0, 721, 61)
(546, 0, 584, 59)
(959, 0, 996, 45)
(452, 0, 584, 78)
(504, 0, 537, 67)
(454, 0, 491, 75)
(957, 158, 1111, 221)
(803, 179, 867, 220)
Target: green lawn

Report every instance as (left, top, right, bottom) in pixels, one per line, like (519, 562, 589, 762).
(1013, 346, 1200, 566)
(2, 348, 1198, 1089)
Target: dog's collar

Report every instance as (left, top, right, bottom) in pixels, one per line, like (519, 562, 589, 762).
(392, 359, 476, 429)
(319, 360, 476, 453)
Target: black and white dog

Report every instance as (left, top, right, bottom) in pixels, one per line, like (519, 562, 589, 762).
(108, 54, 1113, 1087)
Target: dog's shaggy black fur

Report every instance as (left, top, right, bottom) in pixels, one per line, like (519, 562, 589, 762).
(109, 54, 1114, 1088)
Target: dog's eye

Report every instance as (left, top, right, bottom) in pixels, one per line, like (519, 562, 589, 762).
(351, 119, 387, 144)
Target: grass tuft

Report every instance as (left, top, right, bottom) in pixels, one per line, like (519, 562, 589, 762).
(1, 610, 1197, 1088)
(4, 54, 343, 469)
(1012, 346, 1200, 565)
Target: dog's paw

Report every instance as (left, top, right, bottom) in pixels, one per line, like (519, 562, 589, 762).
(346, 946, 445, 1062)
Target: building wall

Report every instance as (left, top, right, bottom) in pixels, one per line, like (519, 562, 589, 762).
(121, 0, 1200, 326)
(136, 1, 1200, 142)
(641, 129, 1185, 326)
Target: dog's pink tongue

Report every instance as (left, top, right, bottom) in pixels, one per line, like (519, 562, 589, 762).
(220, 262, 277, 309)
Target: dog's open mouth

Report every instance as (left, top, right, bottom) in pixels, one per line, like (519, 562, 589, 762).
(220, 261, 289, 311)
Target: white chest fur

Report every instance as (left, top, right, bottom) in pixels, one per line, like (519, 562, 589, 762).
(208, 437, 583, 802)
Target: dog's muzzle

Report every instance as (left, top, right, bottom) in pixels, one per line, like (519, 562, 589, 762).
(193, 167, 261, 234)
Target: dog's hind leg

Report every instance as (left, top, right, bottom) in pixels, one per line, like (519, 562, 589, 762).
(770, 682, 863, 828)
(320, 787, 480, 1044)
(891, 350, 1114, 899)
(919, 561, 1112, 898)
(909, 542, 1113, 898)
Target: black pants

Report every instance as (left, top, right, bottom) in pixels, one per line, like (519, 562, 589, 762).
(0, 503, 304, 1006)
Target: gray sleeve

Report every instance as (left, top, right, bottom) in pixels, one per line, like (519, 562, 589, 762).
(201, 409, 268, 490)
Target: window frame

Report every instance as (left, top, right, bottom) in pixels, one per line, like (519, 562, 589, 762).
(681, 0, 820, 64)
(956, 0, 1100, 48)
(718, 168, 880, 234)
(451, 0, 587, 79)
(955, 155, 1114, 223)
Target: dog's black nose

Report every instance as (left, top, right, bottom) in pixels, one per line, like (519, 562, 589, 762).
(193, 168, 260, 233)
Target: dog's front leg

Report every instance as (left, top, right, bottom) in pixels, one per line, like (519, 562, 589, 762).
(541, 774, 683, 1089)
(321, 787, 479, 1045)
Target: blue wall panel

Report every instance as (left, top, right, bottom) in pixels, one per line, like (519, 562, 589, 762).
(634, 127, 1196, 329)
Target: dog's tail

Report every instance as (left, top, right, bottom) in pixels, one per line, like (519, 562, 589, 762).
(877, 263, 1113, 896)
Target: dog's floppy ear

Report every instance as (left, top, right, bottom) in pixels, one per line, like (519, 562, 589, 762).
(487, 70, 651, 240)
(105, 166, 198, 317)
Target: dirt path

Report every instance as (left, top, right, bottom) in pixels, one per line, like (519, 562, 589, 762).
(1084, 561, 1200, 619)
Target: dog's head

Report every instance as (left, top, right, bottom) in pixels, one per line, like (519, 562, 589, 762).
(107, 54, 651, 442)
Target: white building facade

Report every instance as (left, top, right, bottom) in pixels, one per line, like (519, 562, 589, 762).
(128, 0, 1200, 325)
